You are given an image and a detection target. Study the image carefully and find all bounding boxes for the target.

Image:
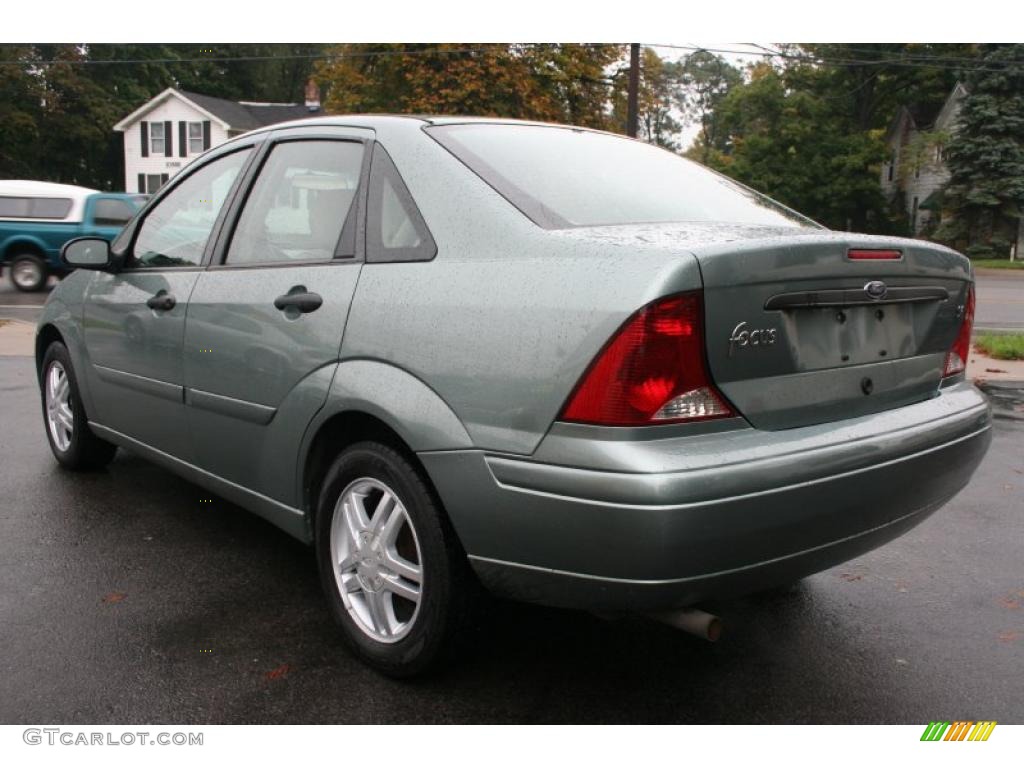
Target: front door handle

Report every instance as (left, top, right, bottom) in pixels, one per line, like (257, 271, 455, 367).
(146, 292, 176, 311)
(273, 291, 323, 314)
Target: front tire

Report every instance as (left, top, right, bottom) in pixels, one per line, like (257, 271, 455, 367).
(10, 254, 48, 292)
(41, 342, 117, 470)
(315, 441, 475, 677)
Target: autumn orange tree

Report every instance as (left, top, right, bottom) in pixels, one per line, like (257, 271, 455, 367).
(313, 44, 624, 130)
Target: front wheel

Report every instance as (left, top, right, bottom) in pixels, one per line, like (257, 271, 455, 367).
(10, 254, 48, 292)
(315, 441, 476, 677)
(41, 342, 118, 470)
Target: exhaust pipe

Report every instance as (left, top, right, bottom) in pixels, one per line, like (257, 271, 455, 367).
(649, 608, 723, 642)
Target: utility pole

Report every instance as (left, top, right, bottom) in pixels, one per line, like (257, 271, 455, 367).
(626, 43, 640, 138)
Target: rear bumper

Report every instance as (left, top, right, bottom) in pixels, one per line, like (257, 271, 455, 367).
(419, 381, 992, 611)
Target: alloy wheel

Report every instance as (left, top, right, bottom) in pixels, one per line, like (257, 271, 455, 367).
(12, 259, 43, 290)
(45, 361, 73, 452)
(330, 477, 424, 643)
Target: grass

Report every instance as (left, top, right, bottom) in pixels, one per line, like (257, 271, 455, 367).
(971, 258, 1024, 270)
(974, 334, 1024, 361)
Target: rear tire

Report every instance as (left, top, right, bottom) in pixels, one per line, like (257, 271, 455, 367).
(40, 341, 117, 471)
(10, 254, 48, 292)
(315, 441, 476, 677)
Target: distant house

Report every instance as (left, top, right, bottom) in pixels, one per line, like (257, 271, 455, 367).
(113, 82, 322, 194)
(880, 83, 966, 235)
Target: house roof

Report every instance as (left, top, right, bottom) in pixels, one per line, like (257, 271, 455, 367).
(178, 90, 319, 131)
(113, 88, 320, 132)
(885, 82, 967, 143)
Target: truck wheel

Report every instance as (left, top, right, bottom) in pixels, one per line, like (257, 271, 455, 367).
(10, 254, 48, 292)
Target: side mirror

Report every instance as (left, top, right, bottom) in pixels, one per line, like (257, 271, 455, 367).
(61, 237, 112, 270)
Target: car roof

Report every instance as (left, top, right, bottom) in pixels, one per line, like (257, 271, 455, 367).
(234, 113, 608, 139)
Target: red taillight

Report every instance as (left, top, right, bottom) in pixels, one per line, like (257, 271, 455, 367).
(560, 293, 734, 426)
(944, 284, 975, 377)
(848, 249, 902, 260)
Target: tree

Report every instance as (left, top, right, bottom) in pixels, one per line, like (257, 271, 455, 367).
(677, 50, 741, 163)
(689, 45, 982, 232)
(936, 44, 1024, 257)
(609, 47, 685, 148)
(314, 44, 623, 130)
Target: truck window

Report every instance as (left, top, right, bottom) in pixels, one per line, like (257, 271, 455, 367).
(92, 199, 136, 227)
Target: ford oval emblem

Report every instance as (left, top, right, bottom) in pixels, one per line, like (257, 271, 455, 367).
(864, 280, 888, 300)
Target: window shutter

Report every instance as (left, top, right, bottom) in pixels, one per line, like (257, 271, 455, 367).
(178, 121, 187, 157)
(202, 121, 211, 151)
(160, 173, 169, 185)
(140, 121, 149, 157)
(164, 120, 173, 157)
(137, 173, 145, 193)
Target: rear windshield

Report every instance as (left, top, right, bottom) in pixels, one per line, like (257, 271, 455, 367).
(427, 123, 818, 230)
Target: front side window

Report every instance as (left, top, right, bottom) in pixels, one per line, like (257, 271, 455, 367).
(427, 123, 819, 230)
(150, 122, 166, 155)
(132, 148, 251, 268)
(188, 122, 204, 154)
(225, 140, 363, 265)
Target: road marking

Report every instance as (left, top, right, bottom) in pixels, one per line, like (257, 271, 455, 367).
(0, 304, 46, 309)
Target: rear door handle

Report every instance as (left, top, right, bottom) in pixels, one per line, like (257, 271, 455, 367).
(146, 292, 176, 311)
(273, 291, 323, 314)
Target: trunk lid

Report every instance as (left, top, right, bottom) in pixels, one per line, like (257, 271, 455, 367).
(691, 230, 972, 430)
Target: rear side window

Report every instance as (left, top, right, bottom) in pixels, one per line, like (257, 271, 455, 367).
(0, 196, 73, 219)
(427, 123, 818, 230)
(92, 198, 136, 227)
(366, 144, 436, 263)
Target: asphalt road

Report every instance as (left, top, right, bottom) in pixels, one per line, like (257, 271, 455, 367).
(2, 269, 1022, 329)
(0, 354, 1021, 724)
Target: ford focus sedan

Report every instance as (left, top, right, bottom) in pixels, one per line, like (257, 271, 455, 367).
(36, 116, 991, 676)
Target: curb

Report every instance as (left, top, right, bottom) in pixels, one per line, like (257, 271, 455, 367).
(974, 380, 1024, 422)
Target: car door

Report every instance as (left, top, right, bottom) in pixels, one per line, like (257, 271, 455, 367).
(182, 127, 372, 498)
(81, 145, 256, 460)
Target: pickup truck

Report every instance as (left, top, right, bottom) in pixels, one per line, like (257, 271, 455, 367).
(0, 181, 145, 292)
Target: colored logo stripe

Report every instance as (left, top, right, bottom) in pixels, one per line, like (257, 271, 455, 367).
(920, 721, 996, 741)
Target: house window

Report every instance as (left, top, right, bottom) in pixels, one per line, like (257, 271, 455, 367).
(188, 122, 204, 154)
(911, 196, 919, 232)
(146, 174, 166, 194)
(887, 153, 895, 182)
(150, 122, 165, 155)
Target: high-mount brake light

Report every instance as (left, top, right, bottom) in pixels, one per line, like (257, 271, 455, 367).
(847, 249, 903, 260)
(560, 292, 734, 426)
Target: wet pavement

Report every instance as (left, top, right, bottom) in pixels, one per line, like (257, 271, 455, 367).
(0, 354, 1022, 724)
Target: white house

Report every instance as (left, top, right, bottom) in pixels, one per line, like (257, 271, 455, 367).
(880, 83, 967, 235)
(113, 83, 322, 195)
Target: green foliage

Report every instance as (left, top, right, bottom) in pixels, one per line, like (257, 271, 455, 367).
(0, 43, 326, 190)
(692, 45, 978, 232)
(974, 333, 1024, 361)
(970, 258, 1024, 269)
(936, 45, 1024, 256)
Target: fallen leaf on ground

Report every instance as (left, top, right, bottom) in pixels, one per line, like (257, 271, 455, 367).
(997, 595, 1021, 610)
(985, 368, 1009, 373)
(265, 663, 291, 681)
(840, 573, 863, 582)
(102, 592, 127, 604)
(997, 630, 1020, 643)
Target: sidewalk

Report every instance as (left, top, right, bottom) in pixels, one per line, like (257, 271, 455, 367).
(966, 346, 1024, 382)
(0, 318, 34, 357)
